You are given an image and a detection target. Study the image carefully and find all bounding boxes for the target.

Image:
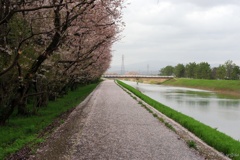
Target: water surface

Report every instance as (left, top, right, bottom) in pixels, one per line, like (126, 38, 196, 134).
(123, 81, 240, 140)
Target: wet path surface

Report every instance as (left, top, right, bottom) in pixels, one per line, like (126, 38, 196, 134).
(31, 80, 204, 160)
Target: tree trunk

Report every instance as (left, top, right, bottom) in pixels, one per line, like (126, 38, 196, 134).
(0, 95, 18, 125)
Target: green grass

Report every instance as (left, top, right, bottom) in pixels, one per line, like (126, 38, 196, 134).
(117, 80, 240, 160)
(163, 78, 240, 93)
(187, 140, 197, 149)
(0, 82, 99, 159)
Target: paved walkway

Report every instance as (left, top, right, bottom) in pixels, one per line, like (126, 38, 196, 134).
(71, 80, 204, 160)
(31, 80, 204, 160)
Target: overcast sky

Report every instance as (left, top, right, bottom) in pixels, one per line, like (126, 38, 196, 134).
(110, 0, 240, 71)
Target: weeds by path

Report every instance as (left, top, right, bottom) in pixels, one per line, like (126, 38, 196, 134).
(0, 83, 99, 160)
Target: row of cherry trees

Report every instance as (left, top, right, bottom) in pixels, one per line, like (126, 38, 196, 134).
(160, 60, 240, 80)
(0, 0, 125, 125)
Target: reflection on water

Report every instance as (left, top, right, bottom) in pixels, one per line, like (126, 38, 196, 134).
(198, 100, 210, 106)
(218, 100, 240, 107)
(123, 81, 240, 140)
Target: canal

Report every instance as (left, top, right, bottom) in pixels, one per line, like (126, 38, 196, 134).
(122, 80, 240, 140)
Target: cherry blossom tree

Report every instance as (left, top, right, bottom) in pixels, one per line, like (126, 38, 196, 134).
(0, 0, 125, 125)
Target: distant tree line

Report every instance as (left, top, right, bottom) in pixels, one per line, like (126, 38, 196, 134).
(159, 60, 240, 80)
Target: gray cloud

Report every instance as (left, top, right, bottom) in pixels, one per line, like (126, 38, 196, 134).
(111, 0, 240, 71)
(167, 0, 240, 7)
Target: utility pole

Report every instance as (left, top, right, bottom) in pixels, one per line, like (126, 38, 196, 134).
(121, 54, 125, 75)
(147, 64, 149, 75)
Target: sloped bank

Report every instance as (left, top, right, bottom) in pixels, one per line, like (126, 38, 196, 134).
(163, 78, 240, 98)
(117, 80, 240, 160)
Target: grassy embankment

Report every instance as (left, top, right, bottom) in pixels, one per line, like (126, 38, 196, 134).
(117, 80, 240, 160)
(0, 82, 99, 159)
(163, 78, 240, 97)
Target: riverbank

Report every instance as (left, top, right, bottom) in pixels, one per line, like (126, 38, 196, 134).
(162, 78, 240, 98)
(117, 80, 240, 160)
